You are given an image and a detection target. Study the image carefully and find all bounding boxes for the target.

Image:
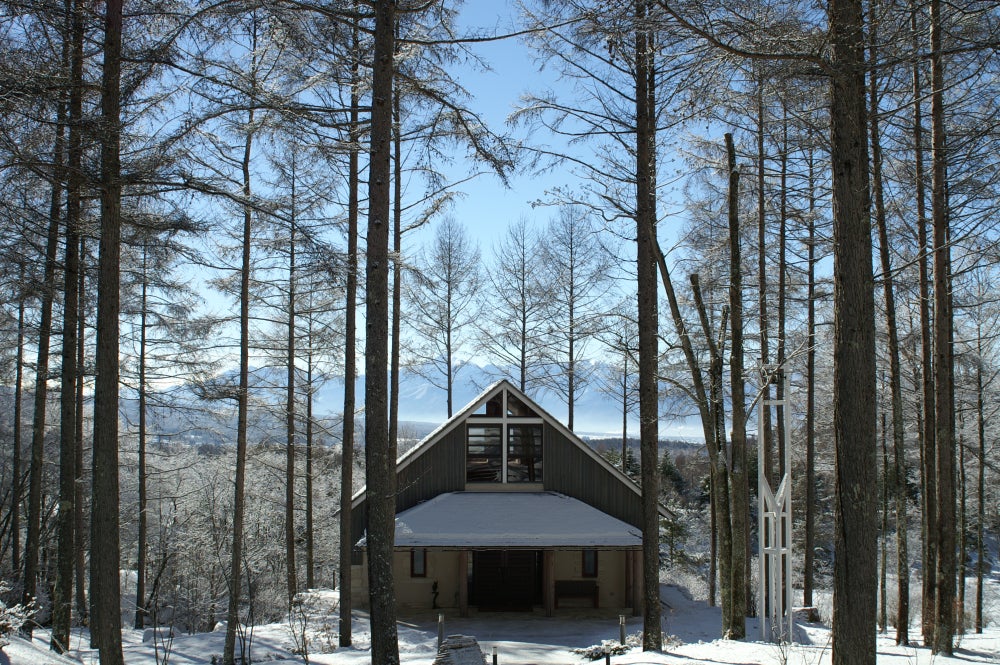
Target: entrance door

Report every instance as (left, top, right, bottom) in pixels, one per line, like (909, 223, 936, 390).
(472, 550, 538, 611)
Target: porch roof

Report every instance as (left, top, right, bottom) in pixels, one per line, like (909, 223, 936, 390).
(359, 491, 643, 549)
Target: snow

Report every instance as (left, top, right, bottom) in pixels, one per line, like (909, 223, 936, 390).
(359, 491, 643, 548)
(6, 584, 998, 665)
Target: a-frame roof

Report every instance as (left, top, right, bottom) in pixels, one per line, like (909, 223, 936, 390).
(350, 379, 671, 519)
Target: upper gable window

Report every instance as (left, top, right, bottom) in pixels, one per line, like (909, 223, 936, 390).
(466, 388, 544, 485)
(506, 393, 539, 417)
(467, 424, 502, 483)
(507, 424, 543, 482)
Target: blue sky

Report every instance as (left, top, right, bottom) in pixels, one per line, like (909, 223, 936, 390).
(408, 0, 571, 253)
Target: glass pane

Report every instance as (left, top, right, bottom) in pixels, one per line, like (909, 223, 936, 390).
(507, 424, 543, 482)
(506, 393, 539, 417)
(467, 425, 502, 483)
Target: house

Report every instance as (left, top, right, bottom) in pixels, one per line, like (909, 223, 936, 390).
(348, 379, 669, 616)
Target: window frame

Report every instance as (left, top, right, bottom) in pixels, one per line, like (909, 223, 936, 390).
(411, 548, 427, 578)
(466, 389, 544, 485)
(582, 549, 598, 578)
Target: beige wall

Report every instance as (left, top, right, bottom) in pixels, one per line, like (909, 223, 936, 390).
(393, 550, 464, 610)
(352, 548, 635, 612)
(551, 549, 631, 610)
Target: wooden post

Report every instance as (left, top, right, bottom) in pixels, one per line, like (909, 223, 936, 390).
(543, 550, 555, 617)
(459, 550, 469, 617)
(625, 549, 634, 615)
(632, 550, 643, 615)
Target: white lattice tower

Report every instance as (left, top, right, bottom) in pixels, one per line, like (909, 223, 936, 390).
(758, 395, 794, 643)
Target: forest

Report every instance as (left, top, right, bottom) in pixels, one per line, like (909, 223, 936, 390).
(0, 1, 998, 664)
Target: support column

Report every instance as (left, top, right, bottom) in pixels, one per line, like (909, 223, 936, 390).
(458, 550, 468, 617)
(543, 550, 555, 617)
(625, 549, 634, 615)
(632, 550, 643, 616)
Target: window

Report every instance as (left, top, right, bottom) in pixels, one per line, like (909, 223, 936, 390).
(467, 425, 502, 483)
(411, 549, 427, 577)
(507, 424, 543, 482)
(582, 550, 598, 578)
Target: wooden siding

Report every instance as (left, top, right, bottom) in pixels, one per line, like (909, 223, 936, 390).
(352, 426, 467, 545)
(543, 424, 644, 529)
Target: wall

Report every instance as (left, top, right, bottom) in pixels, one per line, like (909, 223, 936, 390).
(393, 550, 463, 610)
(552, 549, 631, 610)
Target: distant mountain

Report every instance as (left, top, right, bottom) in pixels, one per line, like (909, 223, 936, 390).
(310, 361, 705, 440)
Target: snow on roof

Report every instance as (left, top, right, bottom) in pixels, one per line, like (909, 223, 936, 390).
(360, 491, 643, 548)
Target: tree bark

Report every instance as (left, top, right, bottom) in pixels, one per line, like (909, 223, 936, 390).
(868, 17, 909, 639)
(11, 262, 25, 575)
(726, 133, 748, 639)
(338, 10, 361, 646)
(829, 0, 878, 663)
(223, 27, 258, 659)
(134, 243, 149, 630)
(52, 0, 84, 638)
(911, 0, 936, 644)
(285, 167, 298, 606)
(804, 146, 817, 609)
(74, 234, 88, 621)
(24, 69, 66, 623)
(756, 82, 774, 488)
(975, 322, 984, 633)
(930, 0, 956, 653)
(365, 2, 400, 662)
(91, 0, 125, 660)
(635, 0, 662, 649)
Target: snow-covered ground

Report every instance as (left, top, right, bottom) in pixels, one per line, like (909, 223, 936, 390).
(5, 583, 999, 664)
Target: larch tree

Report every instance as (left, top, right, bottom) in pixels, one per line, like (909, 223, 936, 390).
(476, 218, 550, 395)
(90, 0, 126, 660)
(364, 0, 400, 662)
(406, 216, 482, 417)
(539, 204, 613, 430)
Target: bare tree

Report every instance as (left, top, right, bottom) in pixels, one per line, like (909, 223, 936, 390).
(90, 0, 125, 660)
(406, 216, 481, 417)
(364, 1, 400, 662)
(476, 218, 550, 395)
(539, 205, 612, 429)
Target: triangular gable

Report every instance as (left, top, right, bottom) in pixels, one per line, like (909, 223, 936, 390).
(350, 379, 671, 519)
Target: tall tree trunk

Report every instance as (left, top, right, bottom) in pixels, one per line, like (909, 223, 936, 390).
(911, 0, 936, 644)
(52, 0, 83, 638)
(389, 59, 402, 448)
(635, 1, 661, 650)
(365, 2, 400, 662)
(829, 0, 878, 662)
(869, 19, 909, 640)
(91, 0, 125, 660)
(24, 69, 67, 622)
(726, 133, 748, 639)
(958, 427, 966, 634)
(930, 0, 956, 653)
(305, 338, 315, 590)
(74, 234, 88, 621)
(756, 82, 773, 487)
(975, 323, 984, 634)
(338, 11, 361, 646)
(285, 159, 298, 606)
(11, 262, 25, 575)
(776, 110, 787, 480)
(223, 36, 258, 661)
(880, 411, 889, 634)
(804, 145, 817, 609)
(134, 243, 149, 630)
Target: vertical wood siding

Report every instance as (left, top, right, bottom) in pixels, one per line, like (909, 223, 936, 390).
(543, 425, 644, 529)
(352, 426, 466, 545)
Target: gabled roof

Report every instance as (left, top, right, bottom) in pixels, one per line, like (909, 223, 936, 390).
(360, 491, 643, 549)
(350, 379, 670, 520)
